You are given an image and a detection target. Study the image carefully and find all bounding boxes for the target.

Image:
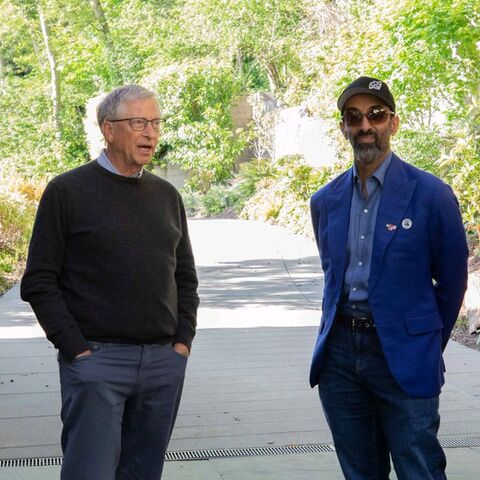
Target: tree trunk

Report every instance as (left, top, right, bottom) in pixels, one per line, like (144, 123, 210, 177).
(88, 0, 123, 84)
(235, 48, 244, 77)
(264, 61, 282, 94)
(37, 1, 62, 140)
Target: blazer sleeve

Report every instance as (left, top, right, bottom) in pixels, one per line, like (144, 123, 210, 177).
(428, 183, 469, 349)
(310, 190, 323, 253)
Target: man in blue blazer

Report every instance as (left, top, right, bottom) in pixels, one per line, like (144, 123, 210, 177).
(310, 76, 468, 479)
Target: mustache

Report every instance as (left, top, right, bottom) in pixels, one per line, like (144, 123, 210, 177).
(354, 130, 378, 141)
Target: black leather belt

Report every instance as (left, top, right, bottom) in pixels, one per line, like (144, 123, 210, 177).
(336, 313, 376, 332)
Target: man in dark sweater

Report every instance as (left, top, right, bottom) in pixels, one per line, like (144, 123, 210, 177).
(21, 84, 199, 480)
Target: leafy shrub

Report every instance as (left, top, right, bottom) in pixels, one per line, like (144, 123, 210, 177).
(435, 128, 480, 257)
(0, 170, 40, 294)
(395, 112, 480, 258)
(152, 64, 249, 190)
(201, 185, 236, 216)
(181, 158, 274, 217)
(394, 128, 444, 173)
(240, 155, 348, 237)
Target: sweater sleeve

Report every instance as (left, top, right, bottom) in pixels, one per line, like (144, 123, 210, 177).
(173, 195, 199, 349)
(20, 182, 89, 360)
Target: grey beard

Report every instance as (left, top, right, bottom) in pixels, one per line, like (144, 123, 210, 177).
(353, 143, 384, 165)
(351, 128, 391, 165)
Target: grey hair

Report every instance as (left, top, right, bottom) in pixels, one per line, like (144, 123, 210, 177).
(96, 84, 157, 126)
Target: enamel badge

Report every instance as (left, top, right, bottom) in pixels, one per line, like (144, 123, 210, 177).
(402, 218, 413, 230)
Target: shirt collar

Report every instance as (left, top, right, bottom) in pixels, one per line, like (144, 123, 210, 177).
(352, 151, 392, 186)
(97, 149, 143, 178)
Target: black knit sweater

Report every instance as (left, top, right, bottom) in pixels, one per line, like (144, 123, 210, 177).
(21, 161, 199, 360)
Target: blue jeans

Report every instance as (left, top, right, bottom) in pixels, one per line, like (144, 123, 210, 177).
(318, 321, 446, 480)
(58, 342, 187, 480)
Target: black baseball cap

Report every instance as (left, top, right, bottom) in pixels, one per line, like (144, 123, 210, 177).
(337, 76, 395, 114)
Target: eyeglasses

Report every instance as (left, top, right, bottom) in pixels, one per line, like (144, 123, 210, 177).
(342, 107, 394, 127)
(107, 117, 161, 132)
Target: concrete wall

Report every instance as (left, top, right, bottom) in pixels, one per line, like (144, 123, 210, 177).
(153, 165, 190, 190)
(231, 95, 255, 166)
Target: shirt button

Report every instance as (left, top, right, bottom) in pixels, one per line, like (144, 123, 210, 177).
(363, 209, 368, 213)
(358, 261, 363, 266)
(352, 305, 356, 310)
(360, 235, 365, 240)
(353, 287, 357, 292)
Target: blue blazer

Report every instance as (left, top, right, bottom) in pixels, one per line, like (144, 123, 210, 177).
(309, 154, 468, 398)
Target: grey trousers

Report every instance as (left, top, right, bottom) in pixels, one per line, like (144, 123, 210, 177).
(58, 342, 187, 480)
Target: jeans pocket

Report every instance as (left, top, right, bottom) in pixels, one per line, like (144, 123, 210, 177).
(58, 342, 104, 364)
(170, 346, 189, 362)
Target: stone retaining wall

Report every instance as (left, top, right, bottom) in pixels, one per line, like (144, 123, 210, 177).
(464, 270, 480, 333)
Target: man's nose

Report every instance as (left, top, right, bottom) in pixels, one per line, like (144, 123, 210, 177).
(359, 114, 373, 129)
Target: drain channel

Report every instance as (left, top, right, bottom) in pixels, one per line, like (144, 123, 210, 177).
(0, 457, 62, 468)
(165, 443, 335, 461)
(1, 437, 479, 468)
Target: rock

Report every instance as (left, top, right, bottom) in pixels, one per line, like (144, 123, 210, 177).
(463, 269, 480, 334)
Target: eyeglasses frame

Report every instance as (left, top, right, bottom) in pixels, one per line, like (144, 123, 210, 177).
(106, 117, 162, 132)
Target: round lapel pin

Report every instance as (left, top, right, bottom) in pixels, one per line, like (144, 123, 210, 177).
(401, 218, 413, 229)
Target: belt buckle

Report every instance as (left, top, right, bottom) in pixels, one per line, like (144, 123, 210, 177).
(351, 316, 373, 331)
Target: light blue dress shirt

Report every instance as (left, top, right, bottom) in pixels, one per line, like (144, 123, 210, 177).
(96, 149, 143, 178)
(340, 153, 392, 315)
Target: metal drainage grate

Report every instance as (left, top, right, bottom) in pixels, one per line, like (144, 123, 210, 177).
(165, 443, 335, 461)
(439, 436, 480, 448)
(0, 457, 63, 468)
(2, 438, 480, 468)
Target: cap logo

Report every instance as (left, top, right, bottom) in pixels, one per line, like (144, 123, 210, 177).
(369, 80, 382, 91)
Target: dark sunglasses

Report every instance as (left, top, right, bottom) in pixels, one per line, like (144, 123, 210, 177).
(343, 107, 394, 127)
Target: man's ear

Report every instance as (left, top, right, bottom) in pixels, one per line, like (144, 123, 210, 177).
(391, 115, 400, 136)
(101, 121, 114, 143)
(339, 121, 347, 139)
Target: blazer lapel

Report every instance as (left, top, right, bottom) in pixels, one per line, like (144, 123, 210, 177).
(369, 155, 417, 293)
(326, 169, 353, 295)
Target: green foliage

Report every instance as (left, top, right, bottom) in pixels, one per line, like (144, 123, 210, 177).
(153, 64, 248, 189)
(181, 159, 274, 217)
(435, 127, 480, 252)
(393, 128, 444, 173)
(0, 170, 39, 294)
(234, 160, 277, 201)
(241, 155, 348, 237)
(384, 0, 479, 125)
(175, 0, 307, 92)
(0, 76, 90, 177)
(181, 184, 236, 217)
(201, 185, 236, 216)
